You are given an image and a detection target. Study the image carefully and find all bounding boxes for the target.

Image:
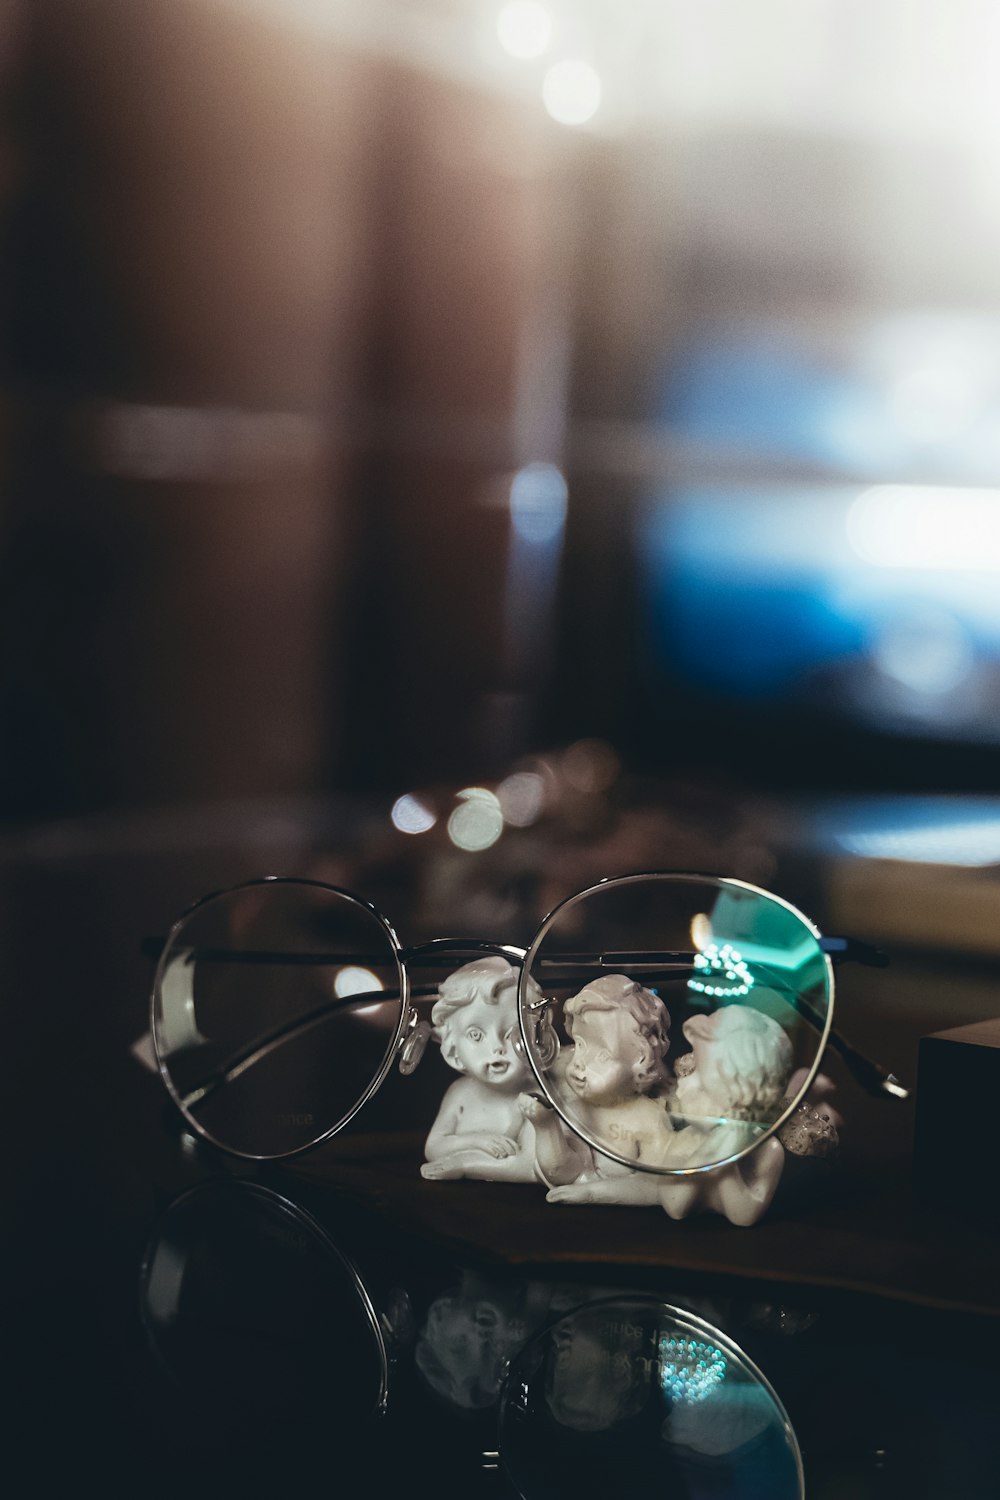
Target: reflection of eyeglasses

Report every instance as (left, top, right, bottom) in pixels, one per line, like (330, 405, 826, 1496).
(143, 1179, 806, 1498)
(149, 871, 906, 1173)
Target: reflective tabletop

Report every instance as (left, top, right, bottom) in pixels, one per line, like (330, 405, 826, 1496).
(5, 802, 1000, 1498)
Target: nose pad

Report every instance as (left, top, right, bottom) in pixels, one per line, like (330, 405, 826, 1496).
(398, 1016, 431, 1076)
(533, 1009, 560, 1070)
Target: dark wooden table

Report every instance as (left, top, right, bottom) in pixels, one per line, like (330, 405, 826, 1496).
(4, 801, 999, 1497)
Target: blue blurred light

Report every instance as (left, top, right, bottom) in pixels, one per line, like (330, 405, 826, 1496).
(509, 463, 568, 544)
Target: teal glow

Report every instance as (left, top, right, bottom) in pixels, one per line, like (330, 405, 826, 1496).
(658, 1335, 727, 1404)
(687, 943, 754, 999)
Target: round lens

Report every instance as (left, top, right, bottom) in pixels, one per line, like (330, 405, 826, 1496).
(520, 874, 832, 1175)
(153, 879, 405, 1158)
(499, 1297, 804, 1499)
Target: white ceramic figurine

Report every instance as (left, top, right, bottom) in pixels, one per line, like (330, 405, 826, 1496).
(546, 1005, 797, 1227)
(421, 957, 554, 1182)
(526, 974, 675, 1188)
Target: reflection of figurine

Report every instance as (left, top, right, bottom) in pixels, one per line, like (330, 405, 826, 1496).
(661, 1381, 777, 1459)
(546, 1305, 650, 1432)
(415, 1271, 553, 1409)
(548, 1007, 795, 1227)
(422, 958, 551, 1182)
(528, 975, 673, 1188)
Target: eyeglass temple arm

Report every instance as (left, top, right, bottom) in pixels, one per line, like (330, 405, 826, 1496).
(147, 934, 907, 1104)
(150, 937, 530, 1109)
(817, 936, 908, 1098)
(824, 1029, 909, 1099)
(140, 937, 528, 966)
(141, 933, 888, 968)
(820, 935, 890, 968)
(172, 982, 442, 1108)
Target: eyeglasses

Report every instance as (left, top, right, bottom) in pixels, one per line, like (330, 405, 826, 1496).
(150, 871, 906, 1174)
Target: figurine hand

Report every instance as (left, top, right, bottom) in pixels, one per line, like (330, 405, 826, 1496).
(546, 1180, 614, 1204)
(518, 1093, 553, 1124)
(546, 1183, 592, 1204)
(479, 1134, 519, 1159)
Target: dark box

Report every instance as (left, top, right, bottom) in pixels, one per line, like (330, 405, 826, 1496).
(914, 1018, 1000, 1226)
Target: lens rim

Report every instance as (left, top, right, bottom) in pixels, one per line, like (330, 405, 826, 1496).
(517, 871, 835, 1177)
(151, 876, 409, 1161)
(497, 1292, 805, 1497)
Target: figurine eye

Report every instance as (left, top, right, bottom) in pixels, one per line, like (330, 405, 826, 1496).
(466, 1026, 485, 1042)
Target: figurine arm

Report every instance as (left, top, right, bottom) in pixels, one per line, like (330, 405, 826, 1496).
(518, 1095, 591, 1186)
(659, 1138, 785, 1226)
(423, 1084, 465, 1161)
(424, 1081, 520, 1162)
(657, 1175, 702, 1220)
(710, 1138, 785, 1226)
(548, 1172, 661, 1206)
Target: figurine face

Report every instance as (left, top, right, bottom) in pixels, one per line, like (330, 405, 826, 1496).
(417, 1295, 510, 1408)
(675, 1007, 790, 1123)
(674, 1014, 731, 1119)
(565, 1008, 642, 1107)
(547, 1312, 647, 1431)
(448, 996, 527, 1088)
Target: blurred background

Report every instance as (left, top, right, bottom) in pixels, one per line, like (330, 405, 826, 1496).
(9, 15, 1000, 1489)
(6, 0, 1000, 899)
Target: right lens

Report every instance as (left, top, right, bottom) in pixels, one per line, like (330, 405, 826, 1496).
(152, 879, 405, 1158)
(520, 874, 832, 1175)
(499, 1296, 804, 1499)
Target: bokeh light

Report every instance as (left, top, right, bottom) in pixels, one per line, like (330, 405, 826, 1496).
(496, 1, 552, 61)
(497, 770, 546, 826)
(542, 59, 601, 126)
(872, 605, 973, 694)
(447, 787, 504, 851)
(509, 462, 568, 544)
(847, 485, 1000, 571)
(391, 794, 437, 834)
(562, 738, 620, 794)
(334, 966, 383, 999)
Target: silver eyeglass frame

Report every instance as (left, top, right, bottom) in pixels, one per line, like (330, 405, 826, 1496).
(149, 869, 904, 1169)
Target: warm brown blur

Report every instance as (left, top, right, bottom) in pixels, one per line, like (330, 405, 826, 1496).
(3, 0, 579, 818)
(7, 1, 1000, 823)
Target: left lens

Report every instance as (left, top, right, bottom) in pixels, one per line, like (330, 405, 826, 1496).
(499, 1296, 804, 1499)
(519, 874, 832, 1175)
(152, 879, 405, 1158)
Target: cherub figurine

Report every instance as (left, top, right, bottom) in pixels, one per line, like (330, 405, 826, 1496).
(527, 975, 674, 1188)
(421, 956, 554, 1182)
(669, 1005, 793, 1163)
(547, 1005, 796, 1227)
